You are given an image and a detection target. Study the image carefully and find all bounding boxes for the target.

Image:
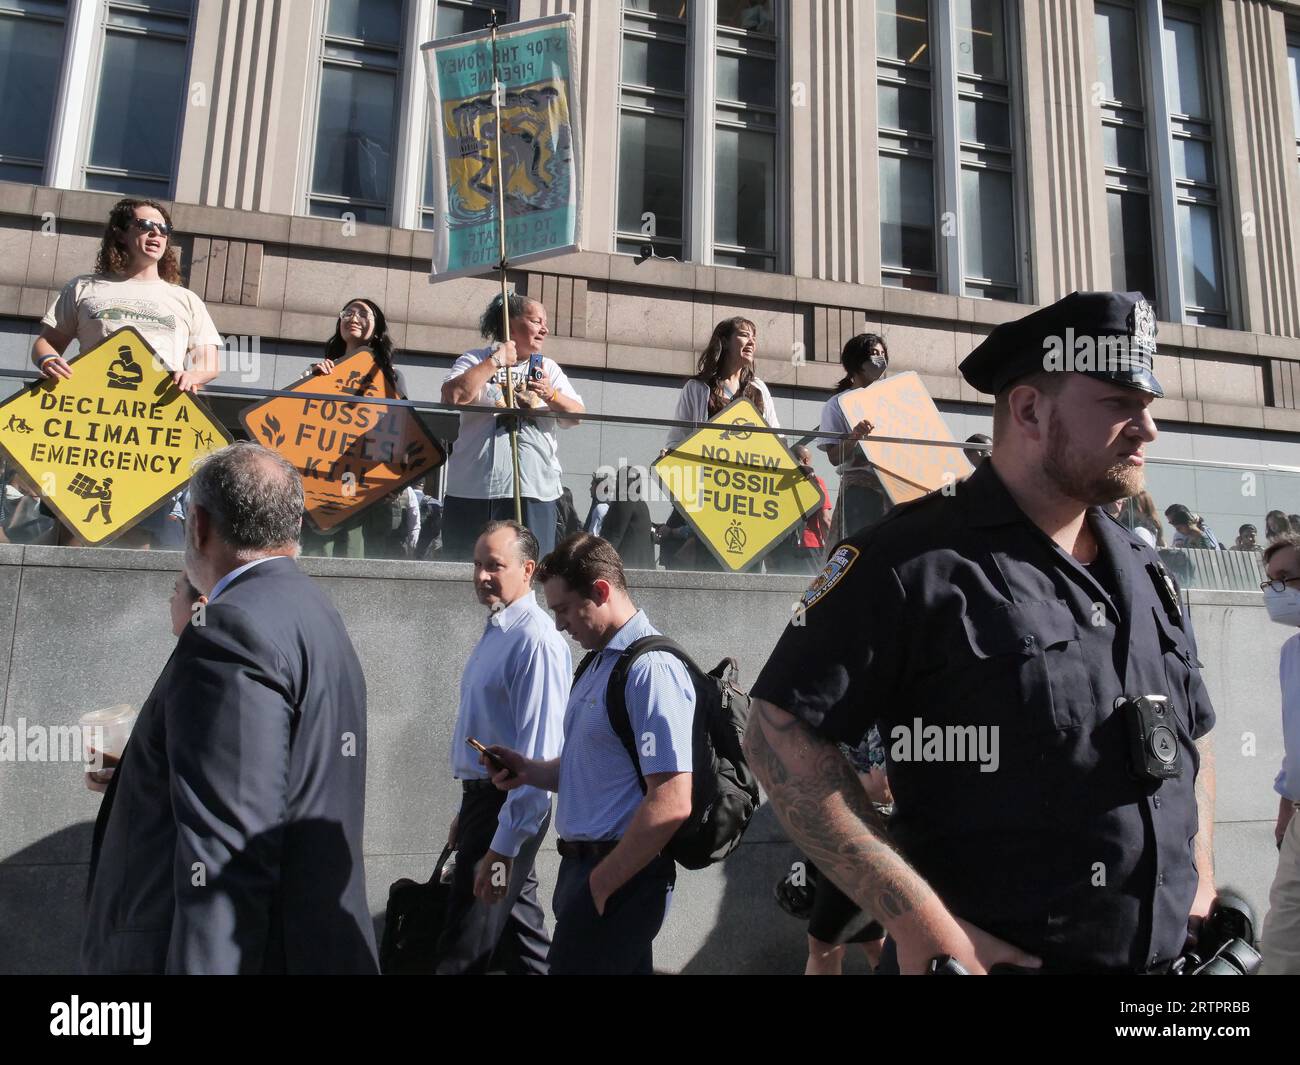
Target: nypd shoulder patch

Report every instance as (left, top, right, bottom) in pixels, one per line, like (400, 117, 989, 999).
(801, 545, 860, 610)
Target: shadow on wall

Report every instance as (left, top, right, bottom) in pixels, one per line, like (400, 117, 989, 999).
(677, 804, 874, 975)
(0, 822, 93, 974)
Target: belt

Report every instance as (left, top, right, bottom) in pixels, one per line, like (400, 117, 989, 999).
(462, 779, 497, 794)
(557, 838, 620, 860)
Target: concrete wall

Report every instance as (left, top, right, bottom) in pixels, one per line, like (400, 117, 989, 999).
(0, 546, 1289, 974)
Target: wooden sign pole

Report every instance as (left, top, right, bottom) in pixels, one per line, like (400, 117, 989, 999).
(490, 11, 524, 525)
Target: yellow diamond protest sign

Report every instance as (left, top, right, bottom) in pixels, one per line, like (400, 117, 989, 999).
(0, 327, 231, 545)
(652, 398, 824, 573)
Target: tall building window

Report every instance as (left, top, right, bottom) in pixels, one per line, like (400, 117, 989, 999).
(616, 0, 689, 260)
(83, 0, 192, 196)
(309, 0, 404, 224)
(876, 0, 1022, 299)
(1095, 0, 1156, 301)
(877, 0, 937, 290)
(1093, 1, 1230, 326)
(713, 0, 778, 269)
(1163, 3, 1226, 326)
(420, 0, 509, 230)
(957, 0, 1017, 299)
(0, 1, 66, 184)
(614, 1, 784, 269)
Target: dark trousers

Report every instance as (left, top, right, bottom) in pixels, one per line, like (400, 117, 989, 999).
(434, 785, 551, 975)
(549, 852, 675, 975)
(441, 495, 558, 561)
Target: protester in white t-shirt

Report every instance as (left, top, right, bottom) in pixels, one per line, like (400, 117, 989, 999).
(440, 293, 584, 560)
(33, 198, 221, 394)
(32, 199, 222, 549)
(818, 333, 890, 542)
(656, 316, 780, 569)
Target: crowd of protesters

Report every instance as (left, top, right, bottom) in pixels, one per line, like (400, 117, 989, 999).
(11, 199, 1289, 577)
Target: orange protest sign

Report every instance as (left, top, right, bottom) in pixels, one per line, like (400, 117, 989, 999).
(836, 371, 972, 504)
(239, 351, 445, 532)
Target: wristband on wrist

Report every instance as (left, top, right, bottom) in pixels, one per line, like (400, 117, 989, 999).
(38, 354, 59, 366)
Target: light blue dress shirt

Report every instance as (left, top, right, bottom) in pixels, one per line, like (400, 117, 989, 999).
(555, 610, 695, 841)
(1276, 634, 1300, 802)
(450, 590, 571, 856)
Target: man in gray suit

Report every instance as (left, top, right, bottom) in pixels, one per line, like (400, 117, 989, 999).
(82, 442, 378, 974)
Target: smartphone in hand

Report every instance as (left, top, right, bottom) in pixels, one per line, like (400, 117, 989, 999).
(528, 353, 544, 382)
(467, 736, 515, 779)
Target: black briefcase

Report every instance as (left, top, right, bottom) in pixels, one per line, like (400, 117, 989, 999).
(379, 845, 454, 975)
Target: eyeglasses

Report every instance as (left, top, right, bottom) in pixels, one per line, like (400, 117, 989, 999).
(129, 218, 171, 238)
(340, 309, 375, 322)
(1261, 577, 1300, 593)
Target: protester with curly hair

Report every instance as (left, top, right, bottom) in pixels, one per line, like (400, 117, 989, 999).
(32, 198, 220, 395)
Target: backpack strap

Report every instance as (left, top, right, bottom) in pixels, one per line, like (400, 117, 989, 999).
(605, 635, 697, 796)
(573, 649, 600, 683)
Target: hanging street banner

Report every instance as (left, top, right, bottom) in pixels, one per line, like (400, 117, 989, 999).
(837, 371, 973, 504)
(0, 327, 230, 545)
(421, 13, 583, 279)
(239, 350, 445, 533)
(652, 398, 825, 573)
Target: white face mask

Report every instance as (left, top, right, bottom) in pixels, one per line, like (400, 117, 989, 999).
(1264, 585, 1300, 627)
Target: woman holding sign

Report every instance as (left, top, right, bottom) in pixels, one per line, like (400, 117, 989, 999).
(657, 317, 781, 570)
(440, 293, 585, 560)
(818, 333, 891, 544)
(307, 297, 406, 394)
(663, 316, 779, 450)
(32, 199, 221, 395)
(300, 298, 410, 558)
(31, 199, 222, 548)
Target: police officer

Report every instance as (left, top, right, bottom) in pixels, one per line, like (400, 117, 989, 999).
(745, 291, 1218, 975)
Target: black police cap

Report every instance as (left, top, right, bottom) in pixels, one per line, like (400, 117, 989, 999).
(959, 291, 1163, 398)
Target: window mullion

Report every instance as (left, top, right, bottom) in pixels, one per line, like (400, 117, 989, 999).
(934, 0, 961, 296)
(392, 0, 432, 229)
(46, 0, 98, 188)
(688, 0, 713, 265)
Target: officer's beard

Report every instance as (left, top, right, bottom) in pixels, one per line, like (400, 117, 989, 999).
(1042, 408, 1145, 506)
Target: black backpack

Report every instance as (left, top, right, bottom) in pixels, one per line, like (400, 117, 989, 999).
(575, 636, 759, 870)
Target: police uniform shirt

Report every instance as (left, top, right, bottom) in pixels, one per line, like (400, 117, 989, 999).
(751, 459, 1216, 973)
(555, 610, 695, 842)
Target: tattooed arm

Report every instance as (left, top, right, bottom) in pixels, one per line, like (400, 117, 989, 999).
(1189, 734, 1216, 934)
(744, 697, 1042, 974)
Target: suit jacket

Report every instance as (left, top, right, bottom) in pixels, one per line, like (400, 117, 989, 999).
(82, 556, 378, 974)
